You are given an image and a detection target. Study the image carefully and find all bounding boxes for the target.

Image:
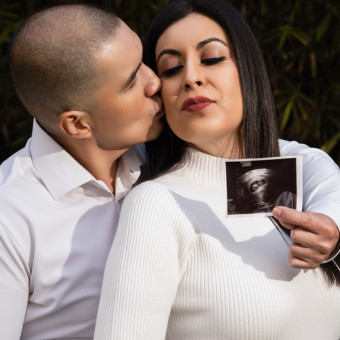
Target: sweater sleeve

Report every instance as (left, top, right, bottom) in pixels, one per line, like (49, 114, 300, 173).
(279, 140, 340, 228)
(94, 181, 196, 340)
(280, 140, 340, 260)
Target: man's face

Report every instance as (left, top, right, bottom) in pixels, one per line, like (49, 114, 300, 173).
(89, 21, 163, 151)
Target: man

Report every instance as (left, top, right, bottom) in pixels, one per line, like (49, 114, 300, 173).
(0, 4, 163, 339)
(0, 3, 338, 340)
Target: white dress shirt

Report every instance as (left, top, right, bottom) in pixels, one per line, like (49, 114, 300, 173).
(0, 121, 141, 340)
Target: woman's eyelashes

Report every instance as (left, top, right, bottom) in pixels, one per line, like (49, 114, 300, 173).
(159, 56, 226, 78)
(201, 56, 226, 65)
(160, 65, 183, 77)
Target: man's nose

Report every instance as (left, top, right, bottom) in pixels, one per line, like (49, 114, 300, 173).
(144, 64, 161, 97)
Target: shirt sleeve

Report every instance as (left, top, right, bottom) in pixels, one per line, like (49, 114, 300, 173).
(0, 221, 29, 339)
(94, 182, 196, 340)
(280, 140, 340, 260)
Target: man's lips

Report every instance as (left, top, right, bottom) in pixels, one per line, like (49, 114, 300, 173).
(181, 96, 214, 112)
(156, 107, 165, 116)
(155, 99, 164, 116)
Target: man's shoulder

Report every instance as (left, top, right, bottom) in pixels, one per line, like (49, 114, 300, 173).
(0, 142, 34, 191)
(0, 144, 35, 244)
(0, 141, 44, 221)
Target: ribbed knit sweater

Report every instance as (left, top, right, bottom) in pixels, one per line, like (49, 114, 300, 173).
(95, 146, 340, 340)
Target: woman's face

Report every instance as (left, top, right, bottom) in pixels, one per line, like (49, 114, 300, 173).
(155, 13, 243, 158)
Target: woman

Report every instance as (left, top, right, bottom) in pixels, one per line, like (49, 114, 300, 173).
(95, 1, 340, 339)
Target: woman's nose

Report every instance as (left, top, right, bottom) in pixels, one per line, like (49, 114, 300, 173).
(183, 62, 205, 90)
(185, 80, 202, 89)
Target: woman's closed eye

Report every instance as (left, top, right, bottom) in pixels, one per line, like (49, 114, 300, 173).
(160, 65, 183, 78)
(160, 56, 226, 78)
(201, 56, 226, 65)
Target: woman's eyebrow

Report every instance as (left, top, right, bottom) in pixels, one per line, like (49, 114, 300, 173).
(196, 37, 228, 50)
(157, 37, 228, 63)
(156, 49, 181, 63)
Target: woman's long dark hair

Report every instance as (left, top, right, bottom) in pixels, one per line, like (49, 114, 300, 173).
(142, 0, 339, 285)
(143, 0, 280, 178)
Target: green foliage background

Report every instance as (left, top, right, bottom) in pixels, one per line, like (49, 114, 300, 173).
(0, 1, 339, 264)
(1, 0, 340, 164)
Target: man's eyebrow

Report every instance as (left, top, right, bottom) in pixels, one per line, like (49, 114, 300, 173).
(156, 38, 228, 63)
(122, 62, 142, 91)
(196, 37, 228, 50)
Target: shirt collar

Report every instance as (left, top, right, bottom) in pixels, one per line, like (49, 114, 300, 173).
(30, 120, 142, 201)
(115, 147, 142, 201)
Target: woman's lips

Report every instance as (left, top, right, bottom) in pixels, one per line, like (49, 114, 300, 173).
(184, 101, 213, 112)
(181, 96, 213, 112)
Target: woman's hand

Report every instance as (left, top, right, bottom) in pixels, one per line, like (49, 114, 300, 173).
(273, 206, 340, 269)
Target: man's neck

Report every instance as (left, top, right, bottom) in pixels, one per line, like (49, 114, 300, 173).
(78, 148, 129, 194)
(63, 145, 128, 194)
(48, 129, 128, 194)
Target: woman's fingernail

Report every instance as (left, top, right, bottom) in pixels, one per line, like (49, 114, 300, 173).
(273, 207, 282, 217)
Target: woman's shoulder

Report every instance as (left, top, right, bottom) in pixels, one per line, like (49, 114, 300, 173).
(130, 179, 171, 196)
(279, 139, 331, 158)
(120, 179, 198, 246)
(279, 139, 339, 169)
(279, 139, 312, 154)
(124, 179, 177, 213)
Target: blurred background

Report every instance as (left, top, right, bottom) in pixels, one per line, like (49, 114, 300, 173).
(0, 0, 339, 262)
(1, 0, 340, 164)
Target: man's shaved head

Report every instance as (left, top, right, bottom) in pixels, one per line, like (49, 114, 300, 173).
(9, 4, 121, 128)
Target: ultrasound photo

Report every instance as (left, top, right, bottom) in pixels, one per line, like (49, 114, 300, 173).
(225, 156, 302, 216)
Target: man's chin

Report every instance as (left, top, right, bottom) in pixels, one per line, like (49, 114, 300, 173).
(145, 118, 165, 142)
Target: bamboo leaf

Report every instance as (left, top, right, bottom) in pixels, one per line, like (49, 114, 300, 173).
(296, 99, 308, 120)
(278, 25, 290, 49)
(322, 132, 340, 153)
(280, 100, 294, 130)
(290, 30, 308, 46)
(0, 10, 18, 20)
(316, 12, 332, 42)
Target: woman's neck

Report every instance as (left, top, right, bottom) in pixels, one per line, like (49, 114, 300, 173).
(188, 138, 242, 159)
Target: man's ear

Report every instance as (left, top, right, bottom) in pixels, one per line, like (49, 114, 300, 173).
(58, 111, 92, 139)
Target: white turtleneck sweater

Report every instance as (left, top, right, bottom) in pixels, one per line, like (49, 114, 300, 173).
(95, 146, 340, 340)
